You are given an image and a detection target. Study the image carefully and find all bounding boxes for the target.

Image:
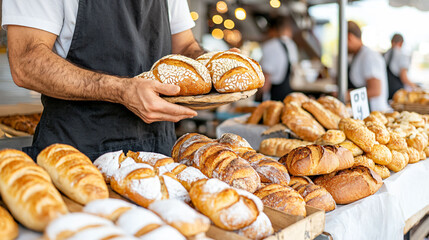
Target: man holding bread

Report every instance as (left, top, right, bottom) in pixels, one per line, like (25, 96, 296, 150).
(2, 0, 206, 160)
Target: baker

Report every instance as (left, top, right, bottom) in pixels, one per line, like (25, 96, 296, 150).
(3, 0, 205, 160)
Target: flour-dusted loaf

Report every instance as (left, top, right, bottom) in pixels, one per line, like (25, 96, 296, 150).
(314, 166, 383, 204)
(0, 206, 18, 240)
(206, 51, 265, 93)
(196, 51, 220, 66)
(127, 151, 174, 168)
(302, 99, 341, 130)
(148, 199, 210, 237)
(236, 212, 274, 240)
(290, 182, 336, 212)
(83, 198, 136, 221)
(37, 144, 109, 205)
(259, 138, 312, 157)
(0, 149, 68, 232)
(254, 184, 306, 217)
(140, 54, 212, 96)
(189, 178, 263, 230)
(94, 150, 136, 183)
(155, 163, 208, 191)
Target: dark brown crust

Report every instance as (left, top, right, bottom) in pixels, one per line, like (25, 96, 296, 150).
(290, 182, 336, 212)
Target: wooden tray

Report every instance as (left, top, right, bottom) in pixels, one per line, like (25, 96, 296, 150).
(391, 102, 429, 114)
(162, 89, 257, 110)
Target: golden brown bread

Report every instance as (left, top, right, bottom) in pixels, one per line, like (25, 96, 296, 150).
(290, 182, 336, 212)
(236, 212, 274, 240)
(254, 184, 306, 217)
(0, 149, 68, 231)
(283, 92, 309, 106)
(171, 133, 214, 165)
(392, 89, 408, 104)
(353, 155, 376, 171)
(386, 131, 408, 151)
(339, 140, 364, 157)
(37, 144, 109, 205)
(386, 150, 409, 172)
(323, 145, 354, 171)
(155, 163, 208, 191)
(365, 121, 390, 145)
(259, 138, 312, 157)
(206, 51, 265, 93)
(340, 118, 377, 152)
(364, 111, 388, 125)
(281, 102, 325, 142)
(279, 145, 339, 176)
(192, 142, 260, 193)
(263, 101, 284, 126)
(288, 176, 313, 186)
(127, 151, 174, 168)
(313, 166, 383, 204)
(0, 206, 18, 240)
(142, 54, 212, 96)
(365, 144, 393, 165)
(217, 133, 255, 157)
(246, 101, 274, 125)
(316, 130, 346, 145)
(241, 151, 290, 186)
(190, 178, 263, 230)
(302, 99, 341, 130)
(406, 132, 428, 152)
(373, 164, 390, 179)
(425, 146, 429, 158)
(317, 95, 350, 119)
(405, 147, 421, 164)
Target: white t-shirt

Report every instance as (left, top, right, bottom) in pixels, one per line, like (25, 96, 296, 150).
(260, 36, 298, 85)
(349, 46, 389, 112)
(2, 0, 195, 58)
(384, 47, 410, 76)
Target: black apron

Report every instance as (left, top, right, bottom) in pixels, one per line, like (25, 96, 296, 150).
(270, 39, 293, 101)
(24, 0, 175, 161)
(386, 49, 403, 99)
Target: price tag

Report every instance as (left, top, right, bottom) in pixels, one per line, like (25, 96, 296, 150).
(350, 87, 370, 120)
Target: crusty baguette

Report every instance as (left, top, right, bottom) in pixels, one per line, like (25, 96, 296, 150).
(317, 95, 350, 119)
(314, 166, 383, 204)
(37, 144, 109, 205)
(259, 138, 312, 157)
(190, 178, 263, 230)
(0, 149, 68, 231)
(254, 184, 306, 217)
(0, 206, 18, 240)
(263, 101, 284, 126)
(279, 145, 340, 176)
(290, 182, 336, 212)
(302, 99, 341, 130)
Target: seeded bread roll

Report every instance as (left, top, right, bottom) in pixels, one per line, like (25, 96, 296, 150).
(386, 150, 408, 172)
(406, 132, 428, 152)
(302, 99, 341, 130)
(339, 140, 364, 157)
(365, 144, 393, 165)
(316, 130, 346, 145)
(139, 54, 212, 96)
(365, 121, 390, 145)
(364, 111, 388, 125)
(340, 118, 377, 152)
(206, 51, 265, 93)
(317, 95, 350, 119)
(386, 131, 408, 151)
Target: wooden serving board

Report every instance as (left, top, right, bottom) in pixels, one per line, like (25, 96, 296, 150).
(162, 89, 257, 110)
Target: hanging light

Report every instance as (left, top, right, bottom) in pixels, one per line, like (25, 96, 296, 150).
(224, 19, 235, 29)
(212, 14, 223, 24)
(216, 1, 228, 13)
(235, 7, 246, 21)
(190, 11, 199, 21)
(212, 28, 224, 39)
(270, 0, 281, 8)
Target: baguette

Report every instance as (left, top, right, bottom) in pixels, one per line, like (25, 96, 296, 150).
(259, 138, 312, 157)
(0, 149, 68, 231)
(317, 95, 350, 118)
(263, 101, 284, 126)
(290, 182, 336, 212)
(37, 144, 109, 205)
(302, 99, 341, 129)
(314, 166, 383, 204)
(0, 206, 18, 240)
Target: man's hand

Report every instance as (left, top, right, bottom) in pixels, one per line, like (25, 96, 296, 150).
(123, 78, 197, 123)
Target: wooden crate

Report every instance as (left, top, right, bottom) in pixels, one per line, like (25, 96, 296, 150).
(391, 103, 429, 114)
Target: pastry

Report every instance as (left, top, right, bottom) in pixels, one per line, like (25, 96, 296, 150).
(259, 138, 312, 157)
(302, 99, 341, 129)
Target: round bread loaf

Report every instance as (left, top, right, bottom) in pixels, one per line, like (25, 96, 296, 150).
(139, 54, 212, 96)
(206, 51, 264, 93)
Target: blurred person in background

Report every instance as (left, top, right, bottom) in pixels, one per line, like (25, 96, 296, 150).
(260, 17, 299, 101)
(347, 21, 389, 112)
(384, 33, 417, 99)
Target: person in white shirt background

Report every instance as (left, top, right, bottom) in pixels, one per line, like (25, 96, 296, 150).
(347, 21, 390, 112)
(260, 17, 299, 101)
(384, 33, 417, 99)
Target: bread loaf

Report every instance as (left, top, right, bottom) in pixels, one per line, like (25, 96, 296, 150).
(189, 178, 263, 230)
(0, 206, 18, 240)
(171, 133, 214, 165)
(339, 140, 364, 157)
(290, 182, 336, 212)
(386, 132, 408, 151)
(317, 95, 350, 118)
(263, 101, 284, 126)
(314, 166, 383, 204)
(289, 176, 313, 186)
(156, 163, 208, 191)
(353, 155, 376, 171)
(83, 198, 135, 222)
(364, 111, 388, 125)
(246, 101, 273, 125)
(196, 51, 220, 66)
(217, 133, 255, 157)
(366, 121, 390, 145)
(281, 102, 325, 142)
(283, 92, 309, 106)
(206, 51, 265, 93)
(406, 132, 428, 152)
(316, 130, 346, 145)
(127, 151, 174, 168)
(302, 99, 341, 129)
(236, 212, 274, 240)
(279, 145, 339, 176)
(141, 54, 212, 96)
(386, 150, 409, 172)
(37, 144, 109, 205)
(62, 225, 131, 240)
(373, 164, 390, 179)
(241, 151, 290, 186)
(323, 145, 354, 171)
(192, 142, 260, 193)
(340, 118, 377, 152)
(405, 147, 421, 164)
(148, 199, 210, 237)
(259, 138, 312, 157)
(365, 144, 393, 165)
(94, 150, 135, 183)
(254, 184, 306, 217)
(0, 149, 68, 231)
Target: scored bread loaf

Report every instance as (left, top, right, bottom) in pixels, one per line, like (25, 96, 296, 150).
(289, 176, 313, 186)
(339, 140, 364, 157)
(323, 145, 354, 171)
(283, 92, 309, 106)
(314, 166, 383, 204)
(263, 101, 284, 126)
(192, 142, 260, 193)
(217, 133, 255, 157)
(189, 178, 263, 230)
(241, 151, 290, 186)
(317, 95, 350, 119)
(316, 130, 346, 145)
(148, 199, 210, 237)
(279, 145, 340, 176)
(0, 149, 68, 231)
(205, 51, 265, 93)
(94, 150, 136, 183)
(254, 184, 306, 217)
(127, 151, 174, 168)
(196, 51, 220, 66)
(155, 163, 208, 191)
(140, 54, 212, 96)
(340, 118, 377, 152)
(386, 150, 409, 172)
(259, 138, 312, 157)
(0, 206, 18, 240)
(281, 102, 325, 142)
(290, 182, 336, 212)
(365, 144, 393, 165)
(37, 144, 109, 205)
(83, 198, 136, 222)
(302, 99, 341, 130)
(171, 133, 214, 166)
(236, 212, 274, 240)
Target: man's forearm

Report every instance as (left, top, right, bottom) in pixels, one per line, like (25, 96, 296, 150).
(180, 40, 205, 59)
